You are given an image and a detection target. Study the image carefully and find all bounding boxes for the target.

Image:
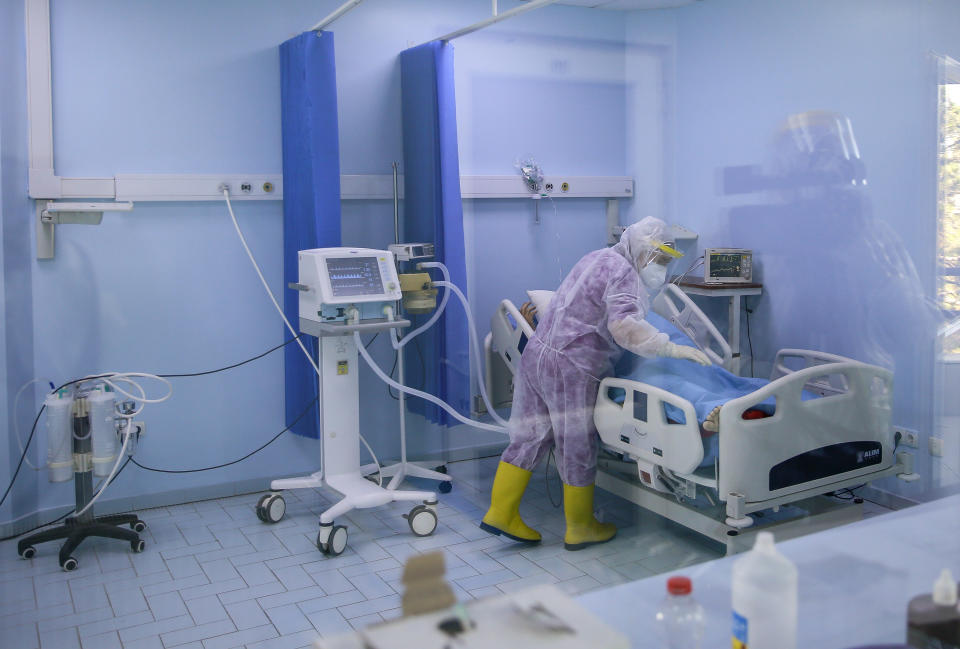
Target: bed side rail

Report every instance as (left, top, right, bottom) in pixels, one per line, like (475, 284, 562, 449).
(490, 299, 535, 377)
(653, 284, 732, 366)
(718, 361, 895, 503)
(770, 348, 869, 396)
(594, 377, 704, 475)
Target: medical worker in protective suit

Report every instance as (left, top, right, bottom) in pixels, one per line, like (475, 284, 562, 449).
(480, 216, 710, 550)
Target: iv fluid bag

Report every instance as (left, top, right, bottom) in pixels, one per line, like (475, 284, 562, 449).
(88, 390, 118, 477)
(45, 392, 74, 483)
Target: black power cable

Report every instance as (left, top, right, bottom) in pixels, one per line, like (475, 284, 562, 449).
(0, 456, 133, 543)
(544, 448, 562, 509)
(157, 335, 303, 378)
(0, 336, 304, 511)
(130, 397, 317, 474)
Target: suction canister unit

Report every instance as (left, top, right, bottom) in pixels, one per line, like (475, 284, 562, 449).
(87, 387, 118, 477)
(45, 390, 74, 482)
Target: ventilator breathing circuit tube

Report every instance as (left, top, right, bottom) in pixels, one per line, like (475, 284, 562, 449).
(222, 189, 507, 438)
(382, 261, 509, 430)
(354, 262, 507, 433)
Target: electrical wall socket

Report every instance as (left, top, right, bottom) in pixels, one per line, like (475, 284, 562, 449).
(132, 421, 146, 437)
(929, 436, 944, 457)
(896, 427, 919, 449)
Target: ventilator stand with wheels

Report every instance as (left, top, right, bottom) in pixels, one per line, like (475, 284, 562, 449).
(358, 192, 454, 494)
(368, 323, 453, 495)
(18, 398, 145, 571)
(255, 248, 439, 556)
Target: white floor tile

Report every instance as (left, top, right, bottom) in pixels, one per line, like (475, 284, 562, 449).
(10, 456, 859, 649)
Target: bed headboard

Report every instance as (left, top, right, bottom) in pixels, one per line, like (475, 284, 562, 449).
(652, 285, 732, 366)
(490, 299, 535, 376)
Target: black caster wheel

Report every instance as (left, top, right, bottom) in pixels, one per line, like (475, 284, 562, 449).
(19, 545, 36, 560)
(131, 539, 146, 553)
(404, 505, 438, 537)
(438, 481, 453, 494)
(317, 525, 348, 556)
(257, 494, 285, 524)
(61, 556, 78, 572)
(255, 494, 270, 522)
(131, 520, 146, 533)
(434, 465, 448, 474)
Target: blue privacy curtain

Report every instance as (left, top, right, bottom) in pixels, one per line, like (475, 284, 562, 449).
(400, 42, 471, 425)
(280, 31, 342, 438)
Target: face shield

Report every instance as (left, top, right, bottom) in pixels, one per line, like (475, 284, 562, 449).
(639, 240, 683, 288)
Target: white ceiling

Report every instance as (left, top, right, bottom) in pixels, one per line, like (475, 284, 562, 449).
(540, 0, 700, 9)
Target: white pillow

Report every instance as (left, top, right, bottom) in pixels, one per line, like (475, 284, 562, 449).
(525, 290, 555, 318)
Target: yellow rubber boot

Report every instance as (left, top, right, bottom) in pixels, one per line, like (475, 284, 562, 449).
(563, 483, 617, 551)
(479, 462, 541, 544)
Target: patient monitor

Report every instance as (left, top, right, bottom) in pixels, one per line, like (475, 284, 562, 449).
(704, 248, 753, 284)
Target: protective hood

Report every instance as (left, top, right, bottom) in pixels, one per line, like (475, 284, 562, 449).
(613, 216, 670, 271)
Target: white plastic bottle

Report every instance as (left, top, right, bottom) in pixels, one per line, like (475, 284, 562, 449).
(46, 390, 75, 483)
(87, 387, 118, 477)
(731, 532, 797, 649)
(655, 575, 705, 649)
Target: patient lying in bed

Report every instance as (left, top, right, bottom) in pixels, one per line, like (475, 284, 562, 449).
(516, 297, 789, 471)
(613, 312, 777, 468)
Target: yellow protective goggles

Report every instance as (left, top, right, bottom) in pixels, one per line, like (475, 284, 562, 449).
(651, 241, 683, 264)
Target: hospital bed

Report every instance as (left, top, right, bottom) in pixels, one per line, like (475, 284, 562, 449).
(485, 285, 917, 553)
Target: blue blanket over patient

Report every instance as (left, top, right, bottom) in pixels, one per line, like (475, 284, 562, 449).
(612, 313, 776, 469)
(613, 313, 775, 425)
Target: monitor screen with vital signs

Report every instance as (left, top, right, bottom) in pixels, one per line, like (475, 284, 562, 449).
(325, 257, 386, 297)
(704, 248, 753, 283)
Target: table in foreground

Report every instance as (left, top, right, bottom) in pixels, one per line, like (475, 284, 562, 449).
(578, 494, 960, 648)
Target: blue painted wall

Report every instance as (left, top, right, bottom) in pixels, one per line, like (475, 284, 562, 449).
(1, 0, 41, 527)
(7, 0, 951, 526)
(1, 0, 634, 526)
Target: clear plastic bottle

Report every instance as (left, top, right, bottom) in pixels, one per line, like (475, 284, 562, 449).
(731, 531, 797, 649)
(655, 575, 705, 649)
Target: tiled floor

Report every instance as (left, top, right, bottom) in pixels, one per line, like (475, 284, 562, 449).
(0, 456, 880, 648)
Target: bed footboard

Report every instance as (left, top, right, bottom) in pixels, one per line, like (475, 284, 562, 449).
(594, 377, 704, 475)
(718, 360, 894, 505)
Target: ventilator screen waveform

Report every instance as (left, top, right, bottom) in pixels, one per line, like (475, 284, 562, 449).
(326, 257, 385, 297)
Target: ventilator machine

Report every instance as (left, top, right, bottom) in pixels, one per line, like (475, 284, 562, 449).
(253, 248, 444, 556)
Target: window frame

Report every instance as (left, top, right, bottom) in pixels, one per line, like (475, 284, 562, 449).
(937, 55, 960, 362)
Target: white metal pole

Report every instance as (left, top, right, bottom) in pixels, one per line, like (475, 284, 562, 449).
(311, 0, 364, 31)
(492, 0, 499, 16)
(26, 0, 60, 198)
(393, 163, 408, 469)
(729, 295, 742, 376)
(432, 0, 560, 43)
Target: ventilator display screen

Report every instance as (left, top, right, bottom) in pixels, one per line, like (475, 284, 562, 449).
(326, 257, 385, 297)
(708, 254, 746, 278)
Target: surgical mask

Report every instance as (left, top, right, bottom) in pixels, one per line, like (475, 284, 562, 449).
(639, 263, 668, 289)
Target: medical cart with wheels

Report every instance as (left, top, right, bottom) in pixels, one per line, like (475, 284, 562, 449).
(255, 248, 438, 555)
(18, 397, 145, 571)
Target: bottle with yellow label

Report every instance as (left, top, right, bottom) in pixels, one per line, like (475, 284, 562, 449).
(731, 532, 797, 649)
